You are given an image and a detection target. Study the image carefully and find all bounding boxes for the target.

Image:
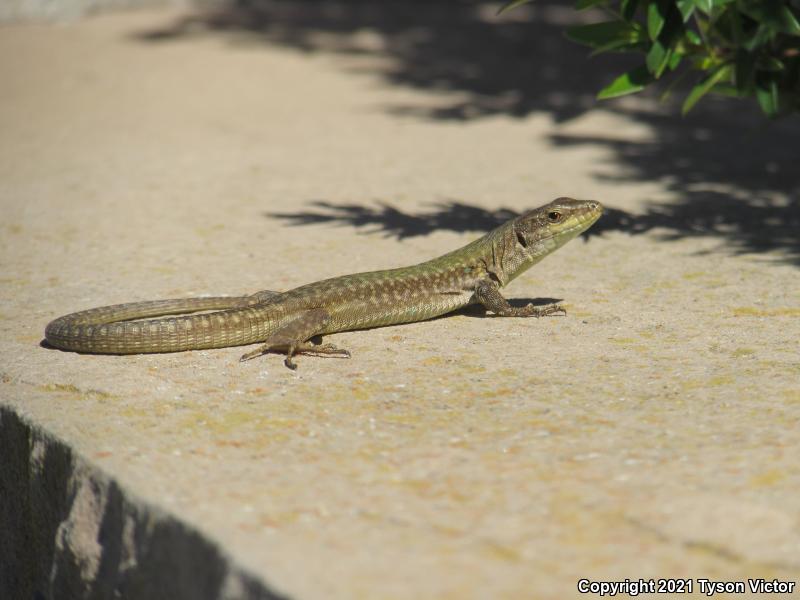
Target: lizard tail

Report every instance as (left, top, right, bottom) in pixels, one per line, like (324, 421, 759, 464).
(45, 296, 278, 354)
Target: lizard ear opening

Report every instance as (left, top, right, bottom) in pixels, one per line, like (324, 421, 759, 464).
(515, 226, 528, 248)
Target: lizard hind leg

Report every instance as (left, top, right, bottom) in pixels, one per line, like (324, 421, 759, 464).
(239, 308, 350, 369)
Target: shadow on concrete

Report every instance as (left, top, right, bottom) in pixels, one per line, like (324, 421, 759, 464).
(135, 0, 624, 122)
(269, 195, 799, 263)
(549, 104, 800, 263)
(266, 201, 519, 239)
(136, 0, 800, 263)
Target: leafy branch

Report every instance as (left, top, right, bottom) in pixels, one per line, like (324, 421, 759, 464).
(499, 0, 800, 116)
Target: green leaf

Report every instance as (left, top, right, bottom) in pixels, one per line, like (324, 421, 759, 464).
(575, 0, 608, 9)
(777, 5, 800, 35)
(648, 0, 669, 40)
(692, 0, 713, 15)
(496, 0, 534, 16)
(645, 3, 684, 76)
(692, 55, 717, 69)
(597, 65, 655, 99)
(755, 78, 780, 116)
(685, 29, 702, 45)
(646, 39, 673, 77)
(682, 64, 732, 113)
(588, 39, 647, 56)
(676, 0, 695, 22)
(566, 21, 644, 48)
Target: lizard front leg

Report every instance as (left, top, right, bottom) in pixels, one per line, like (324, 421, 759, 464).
(239, 307, 350, 369)
(473, 279, 565, 318)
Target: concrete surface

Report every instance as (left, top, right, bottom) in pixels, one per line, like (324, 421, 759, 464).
(1, 3, 799, 599)
(0, 0, 195, 24)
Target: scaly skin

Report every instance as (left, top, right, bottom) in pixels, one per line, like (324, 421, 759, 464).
(45, 198, 602, 368)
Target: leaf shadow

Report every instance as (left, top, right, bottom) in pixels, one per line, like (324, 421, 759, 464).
(269, 194, 800, 264)
(133, 0, 631, 122)
(133, 0, 800, 264)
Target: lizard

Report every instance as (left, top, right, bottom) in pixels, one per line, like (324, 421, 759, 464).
(45, 197, 602, 369)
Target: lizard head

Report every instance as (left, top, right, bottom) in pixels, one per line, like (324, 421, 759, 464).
(513, 197, 603, 260)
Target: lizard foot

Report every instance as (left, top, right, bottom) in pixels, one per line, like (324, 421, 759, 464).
(475, 279, 567, 318)
(240, 341, 351, 368)
(303, 342, 351, 358)
(283, 343, 350, 370)
(240, 345, 269, 362)
(524, 302, 566, 318)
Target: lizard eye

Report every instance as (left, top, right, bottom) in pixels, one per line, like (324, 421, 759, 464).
(547, 210, 563, 223)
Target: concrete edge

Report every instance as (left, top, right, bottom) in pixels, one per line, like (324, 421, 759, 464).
(0, 404, 290, 600)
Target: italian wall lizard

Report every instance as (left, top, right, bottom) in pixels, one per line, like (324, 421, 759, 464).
(45, 198, 602, 369)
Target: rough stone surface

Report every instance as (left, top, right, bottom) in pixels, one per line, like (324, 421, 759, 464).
(1, 4, 799, 599)
(0, 408, 285, 599)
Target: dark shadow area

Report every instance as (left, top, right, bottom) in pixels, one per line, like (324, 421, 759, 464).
(136, 0, 799, 263)
(267, 200, 518, 239)
(549, 104, 800, 262)
(135, 0, 624, 122)
(270, 195, 800, 262)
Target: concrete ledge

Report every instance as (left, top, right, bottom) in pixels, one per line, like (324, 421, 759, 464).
(0, 406, 286, 600)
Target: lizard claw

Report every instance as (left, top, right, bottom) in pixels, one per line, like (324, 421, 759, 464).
(314, 343, 351, 358)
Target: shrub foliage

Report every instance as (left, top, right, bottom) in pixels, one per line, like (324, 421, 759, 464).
(501, 0, 800, 116)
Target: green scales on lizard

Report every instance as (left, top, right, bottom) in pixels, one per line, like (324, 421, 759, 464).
(46, 198, 603, 369)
